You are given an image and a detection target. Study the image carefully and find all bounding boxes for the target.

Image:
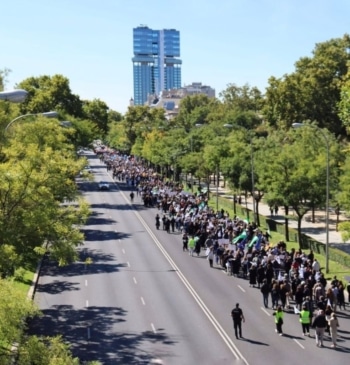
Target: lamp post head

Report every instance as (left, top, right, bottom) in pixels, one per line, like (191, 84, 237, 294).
(42, 111, 58, 118)
(60, 121, 72, 128)
(292, 123, 305, 129)
(0, 89, 28, 103)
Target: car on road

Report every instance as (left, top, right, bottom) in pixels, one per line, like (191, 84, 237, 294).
(98, 181, 110, 190)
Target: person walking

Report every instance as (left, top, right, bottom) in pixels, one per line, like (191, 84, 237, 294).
(299, 306, 311, 336)
(312, 310, 327, 347)
(260, 279, 270, 308)
(273, 306, 284, 336)
(182, 232, 189, 251)
(231, 303, 245, 339)
(188, 235, 195, 257)
(328, 312, 340, 348)
(155, 214, 160, 230)
(207, 247, 214, 268)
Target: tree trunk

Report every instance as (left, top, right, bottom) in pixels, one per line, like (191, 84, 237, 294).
(284, 206, 290, 242)
(297, 216, 303, 250)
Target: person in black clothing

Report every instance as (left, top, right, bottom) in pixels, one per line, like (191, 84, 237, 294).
(182, 232, 189, 251)
(231, 303, 245, 339)
(312, 310, 327, 347)
(260, 279, 270, 308)
(155, 214, 160, 230)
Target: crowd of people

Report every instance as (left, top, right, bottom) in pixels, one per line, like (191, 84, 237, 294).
(97, 147, 350, 347)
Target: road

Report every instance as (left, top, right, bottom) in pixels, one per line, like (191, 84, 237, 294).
(30, 151, 350, 364)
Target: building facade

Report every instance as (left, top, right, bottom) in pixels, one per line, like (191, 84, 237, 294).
(132, 25, 182, 105)
(146, 82, 216, 119)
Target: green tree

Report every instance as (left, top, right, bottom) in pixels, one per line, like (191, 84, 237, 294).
(17, 75, 83, 117)
(0, 119, 89, 271)
(259, 126, 341, 246)
(220, 83, 263, 113)
(82, 99, 109, 136)
(0, 278, 39, 364)
(17, 335, 101, 365)
(264, 34, 350, 135)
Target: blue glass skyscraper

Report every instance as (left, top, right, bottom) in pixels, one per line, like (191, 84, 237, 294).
(132, 25, 182, 105)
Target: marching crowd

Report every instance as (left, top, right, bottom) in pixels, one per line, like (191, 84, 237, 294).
(98, 148, 350, 348)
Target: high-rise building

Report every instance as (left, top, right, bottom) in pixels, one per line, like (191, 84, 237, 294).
(132, 25, 182, 105)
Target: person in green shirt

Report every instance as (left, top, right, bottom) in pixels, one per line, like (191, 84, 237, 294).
(273, 306, 284, 336)
(188, 236, 196, 257)
(299, 306, 311, 336)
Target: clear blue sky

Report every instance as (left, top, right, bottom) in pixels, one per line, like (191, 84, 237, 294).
(2, 0, 349, 114)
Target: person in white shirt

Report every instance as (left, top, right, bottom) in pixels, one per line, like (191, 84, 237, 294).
(312, 259, 320, 272)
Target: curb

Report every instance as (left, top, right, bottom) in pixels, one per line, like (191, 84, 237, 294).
(27, 254, 45, 300)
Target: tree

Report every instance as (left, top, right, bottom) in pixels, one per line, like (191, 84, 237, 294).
(17, 335, 101, 365)
(17, 75, 83, 117)
(0, 278, 39, 364)
(264, 34, 350, 135)
(0, 119, 89, 272)
(82, 99, 109, 136)
(219, 83, 263, 113)
(258, 126, 341, 247)
(338, 70, 350, 132)
(0, 68, 11, 91)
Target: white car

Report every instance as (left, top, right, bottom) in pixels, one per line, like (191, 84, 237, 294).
(98, 181, 110, 190)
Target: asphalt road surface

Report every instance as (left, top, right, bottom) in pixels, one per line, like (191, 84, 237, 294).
(30, 151, 350, 365)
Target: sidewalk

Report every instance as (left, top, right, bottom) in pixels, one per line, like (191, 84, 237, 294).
(209, 184, 350, 256)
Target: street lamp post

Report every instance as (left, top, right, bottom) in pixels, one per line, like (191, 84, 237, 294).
(224, 124, 256, 223)
(292, 123, 330, 273)
(0, 89, 28, 103)
(5, 111, 59, 132)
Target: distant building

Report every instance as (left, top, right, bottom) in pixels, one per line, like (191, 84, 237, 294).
(183, 82, 215, 98)
(132, 25, 182, 106)
(146, 82, 216, 118)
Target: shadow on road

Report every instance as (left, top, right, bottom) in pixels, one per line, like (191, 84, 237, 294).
(36, 280, 81, 294)
(39, 250, 127, 278)
(28, 305, 178, 364)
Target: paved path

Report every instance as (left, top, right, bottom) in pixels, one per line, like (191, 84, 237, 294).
(209, 184, 350, 255)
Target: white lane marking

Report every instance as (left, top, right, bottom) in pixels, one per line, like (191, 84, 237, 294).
(86, 300, 89, 308)
(150, 360, 163, 364)
(134, 212, 249, 364)
(122, 249, 125, 254)
(261, 307, 271, 316)
(133, 277, 137, 284)
(293, 339, 305, 349)
(237, 285, 246, 293)
(151, 323, 157, 333)
(85, 279, 88, 287)
(127, 261, 130, 267)
(87, 327, 91, 339)
(141, 297, 146, 305)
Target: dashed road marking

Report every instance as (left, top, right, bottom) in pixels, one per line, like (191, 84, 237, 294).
(237, 285, 246, 293)
(293, 339, 305, 349)
(261, 307, 271, 316)
(86, 300, 89, 308)
(151, 323, 157, 333)
(85, 279, 88, 287)
(133, 277, 137, 284)
(127, 261, 130, 267)
(122, 249, 125, 254)
(141, 297, 146, 305)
